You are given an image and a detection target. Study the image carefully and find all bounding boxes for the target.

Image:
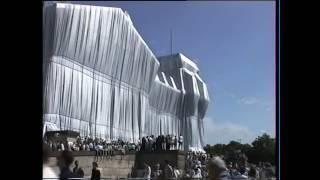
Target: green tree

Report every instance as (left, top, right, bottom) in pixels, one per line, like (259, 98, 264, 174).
(204, 144, 226, 155)
(247, 133, 275, 165)
(204, 133, 275, 165)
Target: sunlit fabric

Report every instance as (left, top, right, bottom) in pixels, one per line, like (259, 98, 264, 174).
(43, 3, 209, 150)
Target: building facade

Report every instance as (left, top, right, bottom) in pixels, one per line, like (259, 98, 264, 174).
(43, 3, 209, 150)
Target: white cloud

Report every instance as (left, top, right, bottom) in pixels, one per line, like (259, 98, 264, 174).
(259, 130, 275, 138)
(238, 97, 258, 105)
(203, 117, 256, 145)
(260, 129, 267, 134)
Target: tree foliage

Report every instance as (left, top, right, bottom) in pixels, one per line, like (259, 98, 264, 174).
(204, 133, 275, 165)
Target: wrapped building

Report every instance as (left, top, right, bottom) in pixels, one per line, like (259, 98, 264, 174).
(43, 3, 209, 151)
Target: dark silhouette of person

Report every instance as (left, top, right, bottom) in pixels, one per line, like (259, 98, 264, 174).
(248, 166, 257, 179)
(164, 160, 174, 179)
(73, 160, 84, 178)
(160, 135, 165, 151)
(156, 135, 161, 151)
(57, 150, 80, 180)
(141, 136, 146, 151)
(166, 135, 170, 151)
(91, 161, 101, 180)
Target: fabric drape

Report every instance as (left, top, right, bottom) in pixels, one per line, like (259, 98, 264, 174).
(43, 3, 209, 150)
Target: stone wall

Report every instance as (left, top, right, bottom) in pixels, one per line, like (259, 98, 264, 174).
(47, 151, 185, 179)
(133, 150, 185, 177)
(48, 153, 136, 179)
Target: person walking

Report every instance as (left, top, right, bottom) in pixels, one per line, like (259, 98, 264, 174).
(143, 162, 152, 179)
(164, 160, 174, 179)
(207, 156, 231, 180)
(91, 162, 101, 180)
(73, 160, 84, 178)
(57, 150, 80, 180)
(178, 134, 183, 150)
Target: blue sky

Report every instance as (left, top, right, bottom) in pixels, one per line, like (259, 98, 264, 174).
(71, 1, 275, 145)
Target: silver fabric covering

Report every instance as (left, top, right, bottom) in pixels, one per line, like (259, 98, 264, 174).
(43, 3, 209, 150)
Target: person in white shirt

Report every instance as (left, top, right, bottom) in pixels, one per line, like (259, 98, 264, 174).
(170, 135, 175, 150)
(68, 141, 73, 151)
(143, 162, 151, 179)
(178, 134, 183, 150)
(72, 144, 78, 151)
(89, 142, 94, 151)
(43, 144, 59, 179)
(173, 166, 180, 179)
(60, 142, 65, 151)
(192, 167, 202, 179)
(148, 136, 153, 152)
(49, 141, 53, 151)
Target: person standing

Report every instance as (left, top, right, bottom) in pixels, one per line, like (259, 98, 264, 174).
(164, 160, 174, 179)
(170, 135, 175, 150)
(52, 142, 57, 151)
(73, 160, 84, 178)
(207, 157, 231, 180)
(60, 141, 65, 151)
(151, 135, 156, 151)
(143, 162, 152, 179)
(57, 150, 80, 180)
(248, 166, 257, 180)
(155, 136, 160, 151)
(153, 163, 162, 179)
(173, 166, 181, 179)
(91, 162, 101, 180)
(89, 142, 94, 151)
(148, 136, 153, 152)
(166, 135, 170, 151)
(161, 135, 166, 151)
(192, 167, 202, 179)
(142, 136, 146, 151)
(174, 136, 178, 150)
(178, 134, 183, 150)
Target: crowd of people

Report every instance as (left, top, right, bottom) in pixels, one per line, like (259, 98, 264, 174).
(43, 134, 276, 180)
(140, 134, 184, 152)
(184, 151, 209, 179)
(44, 134, 184, 157)
(138, 156, 276, 180)
(183, 150, 276, 180)
(44, 136, 139, 159)
(139, 160, 181, 180)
